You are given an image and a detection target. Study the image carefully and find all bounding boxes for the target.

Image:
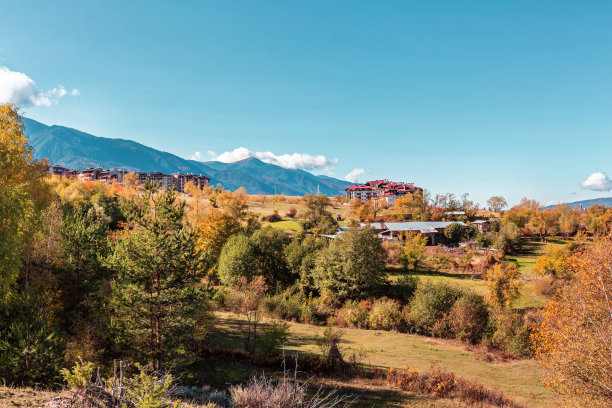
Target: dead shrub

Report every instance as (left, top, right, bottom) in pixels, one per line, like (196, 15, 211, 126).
(386, 367, 522, 407)
(230, 375, 350, 408)
(534, 276, 559, 297)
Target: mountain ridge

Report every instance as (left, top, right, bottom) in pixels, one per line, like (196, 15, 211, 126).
(23, 117, 352, 196)
(544, 197, 612, 210)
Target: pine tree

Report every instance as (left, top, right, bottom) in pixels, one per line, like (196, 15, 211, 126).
(105, 184, 207, 371)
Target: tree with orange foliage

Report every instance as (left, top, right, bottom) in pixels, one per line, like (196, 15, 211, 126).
(533, 238, 612, 405)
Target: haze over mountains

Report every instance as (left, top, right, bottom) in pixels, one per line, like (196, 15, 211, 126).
(24, 118, 352, 196)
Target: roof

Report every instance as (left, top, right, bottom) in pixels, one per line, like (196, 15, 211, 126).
(472, 220, 489, 224)
(384, 221, 467, 232)
(360, 222, 386, 230)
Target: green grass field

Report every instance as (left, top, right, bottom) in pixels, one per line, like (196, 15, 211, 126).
(211, 312, 557, 407)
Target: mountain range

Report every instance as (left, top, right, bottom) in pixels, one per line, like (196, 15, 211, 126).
(23, 118, 352, 196)
(544, 197, 612, 210)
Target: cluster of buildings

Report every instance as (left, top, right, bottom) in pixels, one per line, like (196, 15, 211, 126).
(46, 164, 210, 193)
(345, 179, 422, 207)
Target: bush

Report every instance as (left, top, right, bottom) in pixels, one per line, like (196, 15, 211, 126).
(490, 310, 532, 357)
(336, 300, 371, 329)
(262, 211, 283, 222)
(387, 275, 419, 303)
(60, 359, 95, 389)
(261, 293, 303, 321)
(449, 292, 489, 343)
(256, 321, 290, 359)
(285, 207, 298, 218)
(534, 276, 559, 297)
(230, 375, 349, 408)
(382, 241, 402, 265)
(368, 298, 404, 331)
(408, 282, 464, 335)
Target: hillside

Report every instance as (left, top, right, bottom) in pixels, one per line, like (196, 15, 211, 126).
(23, 118, 351, 196)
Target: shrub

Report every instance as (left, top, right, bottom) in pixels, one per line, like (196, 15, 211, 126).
(387, 275, 419, 303)
(261, 211, 283, 222)
(408, 282, 464, 335)
(336, 300, 371, 329)
(382, 241, 402, 265)
(261, 293, 303, 321)
(285, 207, 297, 218)
(256, 321, 290, 359)
(60, 358, 95, 389)
(367, 298, 404, 331)
(428, 250, 451, 272)
(230, 375, 349, 408)
(449, 292, 489, 343)
(490, 310, 532, 357)
(386, 367, 520, 407)
(534, 276, 559, 297)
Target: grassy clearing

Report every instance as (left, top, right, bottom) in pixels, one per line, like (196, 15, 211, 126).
(211, 312, 556, 407)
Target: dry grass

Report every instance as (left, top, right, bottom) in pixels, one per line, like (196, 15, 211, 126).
(212, 312, 558, 407)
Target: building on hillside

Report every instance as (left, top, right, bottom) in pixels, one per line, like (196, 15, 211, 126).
(173, 173, 210, 193)
(98, 169, 127, 185)
(46, 164, 71, 177)
(44, 163, 209, 192)
(380, 221, 467, 245)
(471, 218, 498, 233)
(77, 167, 104, 182)
(346, 179, 422, 207)
(345, 184, 374, 202)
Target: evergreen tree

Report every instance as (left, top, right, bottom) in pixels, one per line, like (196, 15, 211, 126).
(0, 287, 64, 386)
(105, 185, 207, 371)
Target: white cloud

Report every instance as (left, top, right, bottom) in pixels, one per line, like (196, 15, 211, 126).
(207, 150, 216, 158)
(189, 151, 204, 161)
(211, 147, 338, 170)
(344, 168, 368, 183)
(581, 172, 612, 191)
(0, 66, 78, 107)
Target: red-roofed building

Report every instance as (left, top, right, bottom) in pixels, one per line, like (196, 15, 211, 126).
(346, 179, 422, 207)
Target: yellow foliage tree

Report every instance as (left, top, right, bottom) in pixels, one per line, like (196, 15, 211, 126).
(485, 263, 522, 308)
(0, 104, 49, 299)
(195, 209, 242, 273)
(534, 243, 572, 280)
(533, 238, 612, 405)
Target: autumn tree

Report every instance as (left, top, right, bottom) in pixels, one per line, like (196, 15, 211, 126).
(399, 233, 428, 271)
(487, 196, 507, 213)
(195, 209, 241, 272)
(0, 104, 49, 300)
(533, 238, 612, 405)
(534, 243, 572, 280)
(485, 263, 522, 309)
(216, 187, 248, 219)
(393, 191, 430, 221)
(299, 194, 338, 234)
(227, 276, 267, 353)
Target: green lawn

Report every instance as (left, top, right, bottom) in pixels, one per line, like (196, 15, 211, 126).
(211, 312, 557, 407)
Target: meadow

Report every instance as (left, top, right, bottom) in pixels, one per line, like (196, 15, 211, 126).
(210, 312, 557, 407)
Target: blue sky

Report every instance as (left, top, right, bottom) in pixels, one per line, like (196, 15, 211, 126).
(1, 1, 611, 206)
